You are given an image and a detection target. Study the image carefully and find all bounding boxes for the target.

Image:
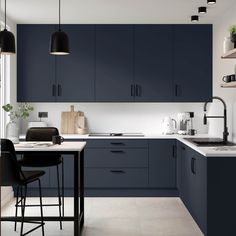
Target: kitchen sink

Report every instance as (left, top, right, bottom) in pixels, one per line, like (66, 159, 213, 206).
(184, 138, 236, 147)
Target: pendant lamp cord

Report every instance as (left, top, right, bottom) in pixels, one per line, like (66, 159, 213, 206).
(4, 0, 6, 29)
(59, 0, 61, 31)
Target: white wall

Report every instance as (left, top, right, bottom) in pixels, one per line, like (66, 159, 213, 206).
(208, 3, 236, 142)
(20, 103, 208, 135)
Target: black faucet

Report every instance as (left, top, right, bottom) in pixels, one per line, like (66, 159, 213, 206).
(203, 96, 229, 143)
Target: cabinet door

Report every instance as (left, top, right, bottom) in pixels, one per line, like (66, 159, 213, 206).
(149, 140, 176, 188)
(190, 151, 207, 234)
(17, 25, 56, 102)
(95, 25, 134, 102)
(57, 25, 95, 102)
(180, 145, 192, 208)
(134, 25, 173, 102)
(173, 25, 212, 102)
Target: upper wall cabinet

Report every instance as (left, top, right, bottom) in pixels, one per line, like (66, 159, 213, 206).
(17, 24, 212, 103)
(17, 24, 95, 102)
(95, 25, 134, 102)
(56, 25, 95, 102)
(134, 25, 173, 102)
(17, 25, 56, 102)
(173, 25, 212, 102)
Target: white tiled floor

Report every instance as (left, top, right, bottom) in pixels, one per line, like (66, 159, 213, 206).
(1, 197, 203, 236)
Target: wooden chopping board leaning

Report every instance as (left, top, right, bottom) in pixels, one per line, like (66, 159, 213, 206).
(61, 105, 88, 134)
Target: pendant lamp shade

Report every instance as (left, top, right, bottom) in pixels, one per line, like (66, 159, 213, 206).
(50, 0, 70, 55)
(0, 0, 16, 54)
(50, 30, 69, 55)
(0, 29, 15, 54)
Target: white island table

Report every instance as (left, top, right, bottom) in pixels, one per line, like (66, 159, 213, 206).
(1, 141, 86, 236)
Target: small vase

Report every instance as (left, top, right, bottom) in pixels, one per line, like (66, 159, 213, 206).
(223, 37, 234, 53)
(6, 121, 19, 144)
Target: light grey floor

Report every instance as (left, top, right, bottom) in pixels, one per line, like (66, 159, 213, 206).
(2, 197, 203, 236)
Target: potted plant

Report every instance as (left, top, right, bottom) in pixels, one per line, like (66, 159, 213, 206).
(229, 25, 236, 48)
(2, 103, 34, 143)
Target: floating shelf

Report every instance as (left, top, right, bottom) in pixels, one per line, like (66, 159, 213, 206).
(221, 81, 236, 88)
(221, 48, 236, 59)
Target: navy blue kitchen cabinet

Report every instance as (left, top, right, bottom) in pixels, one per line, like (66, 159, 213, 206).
(178, 144, 207, 235)
(17, 24, 95, 102)
(173, 25, 212, 102)
(17, 24, 212, 102)
(134, 25, 173, 102)
(84, 139, 148, 192)
(56, 25, 95, 102)
(95, 25, 134, 102)
(148, 140, 176, 188)
(17, 25, 56, 102)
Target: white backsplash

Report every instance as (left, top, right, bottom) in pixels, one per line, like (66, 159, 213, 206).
(20, 103, 208, 135)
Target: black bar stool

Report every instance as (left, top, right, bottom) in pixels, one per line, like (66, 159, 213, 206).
(1, 138, 45, 236)
(18, 127, 64, 230)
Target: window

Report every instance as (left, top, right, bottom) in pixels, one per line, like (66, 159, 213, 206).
(0, 45, 10, 138)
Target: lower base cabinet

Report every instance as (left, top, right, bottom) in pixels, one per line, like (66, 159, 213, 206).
(178, 143, 207, 235)
(85, 168, 148, 188)
(148, 139, 176, 188)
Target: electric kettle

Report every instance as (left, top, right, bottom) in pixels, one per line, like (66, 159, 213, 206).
(162, 117, 176, 135)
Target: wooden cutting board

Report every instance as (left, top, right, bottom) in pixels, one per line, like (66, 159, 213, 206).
(61, 105, 84, 134)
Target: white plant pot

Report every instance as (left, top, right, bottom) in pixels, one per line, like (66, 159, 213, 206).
(6, 121, 19, 144)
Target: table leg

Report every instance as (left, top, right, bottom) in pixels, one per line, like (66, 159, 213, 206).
(74, 151, 79, 236)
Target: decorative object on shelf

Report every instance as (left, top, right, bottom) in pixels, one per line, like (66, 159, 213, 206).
(222, 74, 235, 83)
(223, 37, 234, 54)
(229, 25, 236, 48)
(2, 103, 34, 143)
(221, 48, 236, 58)
(221, 81, 236, 88)
(198, 7, 207, 14)
(61, 105, 88, 134)
(0, 0, 16, 54)
(50, 0, 70, 55)
(207, 0, 216, 5)
(191, 15, 199, 22)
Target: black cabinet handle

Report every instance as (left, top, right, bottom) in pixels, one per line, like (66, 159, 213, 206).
(175, 84, 182, 97)
(131, 84, 135, 97)
(172, 145, 177, 158)
(110, 170, 125, 174)
(135, 85, 141, 97)
(58, 84, 62, 96)
(52, 84, 56, 96)
(110, 142, 125, 146)
(191, 157, 196, 174)
(181, 146, 186, 150)
(110, 150, 125, 154)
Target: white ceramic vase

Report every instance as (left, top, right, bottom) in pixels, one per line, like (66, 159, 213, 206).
(6, 121, 19, 144)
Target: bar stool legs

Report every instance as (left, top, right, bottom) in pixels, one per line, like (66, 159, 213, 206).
(56, 165, 63, 230)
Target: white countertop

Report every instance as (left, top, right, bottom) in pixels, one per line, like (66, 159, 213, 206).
(19, 134, 236, 157)
(15, 141, 86, 152)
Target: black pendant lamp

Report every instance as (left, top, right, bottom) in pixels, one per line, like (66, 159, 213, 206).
(50, 0, 69, 55)
(0, 0, 16, 54)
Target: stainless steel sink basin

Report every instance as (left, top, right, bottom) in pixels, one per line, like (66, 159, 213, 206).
(184, 138, 236, 147)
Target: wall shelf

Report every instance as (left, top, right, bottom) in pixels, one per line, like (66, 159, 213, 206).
(221, 48, 236, 59)
(221, 81, 236, 88)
